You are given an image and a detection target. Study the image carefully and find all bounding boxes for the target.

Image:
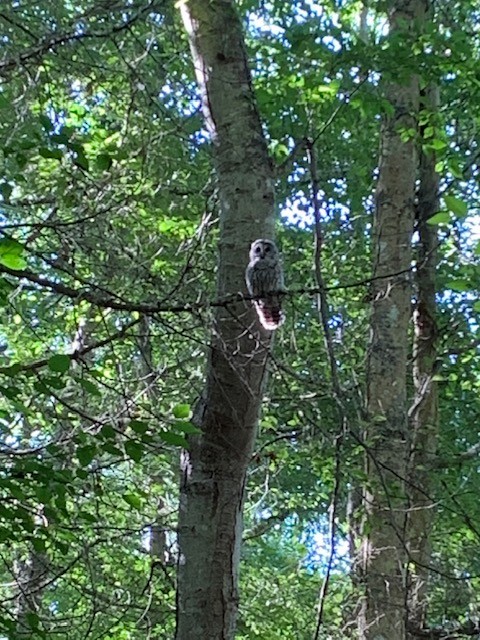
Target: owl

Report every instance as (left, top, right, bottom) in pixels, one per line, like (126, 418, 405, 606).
(245, 239, 285, 330)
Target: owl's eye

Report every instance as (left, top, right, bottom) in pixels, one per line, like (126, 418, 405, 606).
(255, 246, 262, 253)
(264, 246, 271, 253)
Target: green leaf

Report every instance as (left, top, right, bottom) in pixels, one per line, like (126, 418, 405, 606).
(96, 153, 112, 170)
(19, 138, 37, 150)
(0, 238, 27, 270)
(77, 511, 97, 523)
(38, 114, 53, 131)
(159, 431, 189, 448)
(125, 440, 144, 462)
(473, 301, 480, 313)
(99, 424, 116, 440)
(60, 125, 75, 139)
(400, 127, 417, 142)
(174, 421, 202, 435)
(33, 380, 50, 395)
(0, 364, 21, 377)
(426, 211, 451, 225)
(429, 138, 447, 150)
(2, 526, 20, 545)
(0, 385, 21, 399)
(0, 183, 13, 201)
(39, 147, 63, 160)
(78, 378, 101, 396)
(103, 443, 123, 457)
(287, 74, 305, 88)
(447, 159, 463, 179)
(74, 152, 90, 171)
(47, 354, 71, 373)
(172, 403, 190, 419)
(444, 195, 468, 218)
(25, 612, 40, 630)
(50, 134, 69, 144)
(76, 445, 96, 467)
(123, 492, 142, 510)
(43, 376, 67, 390)
(446, 279, 470, 292)
(316, 81, 339, 94)
(32, 537, 46, 554)
(129, 420, 149, 434)
(0, 254, 27, 269)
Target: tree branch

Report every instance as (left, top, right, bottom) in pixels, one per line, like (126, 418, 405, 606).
(1, 262, 429, 315)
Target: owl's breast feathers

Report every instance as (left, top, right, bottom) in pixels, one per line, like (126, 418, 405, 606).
(247, 260, 283, 296)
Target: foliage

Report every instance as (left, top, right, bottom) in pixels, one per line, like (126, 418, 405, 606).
(0, 0, 479, 637)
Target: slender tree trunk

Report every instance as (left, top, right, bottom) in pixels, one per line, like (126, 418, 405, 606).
(357, 2, 427, 638)
(175, 3, 275, 639)
(406, 84, 440, 637)
(14, 549, 49, 637)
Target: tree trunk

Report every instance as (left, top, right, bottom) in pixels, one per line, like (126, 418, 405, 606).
(357, 2, 427, 638)
(14, 550, 49, 637)
(406, 84, 440, 637)
(175, 2, 275, 639)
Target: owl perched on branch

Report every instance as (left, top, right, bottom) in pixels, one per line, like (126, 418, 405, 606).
(245, 239, 285, 330)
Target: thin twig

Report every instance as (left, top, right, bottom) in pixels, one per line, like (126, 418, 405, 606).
(306, 138, 346, 640)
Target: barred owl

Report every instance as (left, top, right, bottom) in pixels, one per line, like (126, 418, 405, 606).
(245, 239, 285, 330)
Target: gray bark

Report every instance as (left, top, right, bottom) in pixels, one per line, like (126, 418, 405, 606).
(357, 2, 427, 638)
(175, 2, 275, 639)
(406, 84, 440, 637)
(14, 551, 49, 637)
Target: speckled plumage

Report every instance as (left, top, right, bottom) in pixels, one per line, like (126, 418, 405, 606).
(245, 239, 285, 330)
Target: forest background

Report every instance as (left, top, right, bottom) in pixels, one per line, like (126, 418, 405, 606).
(0, 1, 479, 639)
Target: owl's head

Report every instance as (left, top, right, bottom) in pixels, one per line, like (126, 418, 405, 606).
(249, 238, 278, 261)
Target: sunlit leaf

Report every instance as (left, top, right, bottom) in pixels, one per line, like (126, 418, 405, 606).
(173, 403, 190, 419)
(123, 492, 142, 510)
(426, 211, 451, 225)
(0, 238, 27, 270)
(429, 138, 447, 150)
